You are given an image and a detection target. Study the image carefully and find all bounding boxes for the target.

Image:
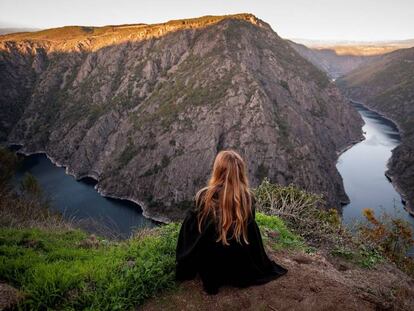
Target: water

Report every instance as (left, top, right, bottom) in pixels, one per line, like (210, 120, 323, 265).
(337, 102, 414, 255)
(13, 152, 155, 238)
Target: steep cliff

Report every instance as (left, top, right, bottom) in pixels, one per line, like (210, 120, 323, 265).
(337, 47, 414, 213)
(0, 14, 362, 221)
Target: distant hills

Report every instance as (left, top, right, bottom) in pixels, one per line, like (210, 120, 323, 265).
(0, 27, 41, 35)
(289, 39, 414, 79)
(292, 38, 414, 55)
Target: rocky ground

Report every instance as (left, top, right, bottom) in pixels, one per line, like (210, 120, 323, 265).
(142, 248, 414, 311)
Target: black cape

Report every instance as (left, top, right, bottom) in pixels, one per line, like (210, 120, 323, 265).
(175, 203, 287, 294)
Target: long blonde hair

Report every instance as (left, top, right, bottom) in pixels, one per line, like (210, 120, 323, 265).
(196, 150, 252, 245)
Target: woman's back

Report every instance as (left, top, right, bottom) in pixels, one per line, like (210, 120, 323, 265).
(176, 150, 287, 294)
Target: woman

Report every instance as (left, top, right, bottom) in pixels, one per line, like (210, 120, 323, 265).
(176, 150, 287, 295)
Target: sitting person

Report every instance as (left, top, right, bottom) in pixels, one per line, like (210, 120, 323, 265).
(176, 150, 287, 294)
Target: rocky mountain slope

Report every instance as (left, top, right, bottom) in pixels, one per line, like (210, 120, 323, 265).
(337, 47, 414, 214)
(0, 14, 362, 221)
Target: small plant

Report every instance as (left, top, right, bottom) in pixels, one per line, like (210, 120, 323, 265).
(330, 244, 383, 269)
(357, 208, 414, 275)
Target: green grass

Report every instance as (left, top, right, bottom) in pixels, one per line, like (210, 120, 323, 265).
(0, 225, 179, 310)
(256, 212, 305, 250)
(0, 213, 299, 309)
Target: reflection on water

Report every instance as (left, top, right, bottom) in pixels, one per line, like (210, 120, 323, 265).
(13, 153, 155, 238)
(337, 102, 414, 255)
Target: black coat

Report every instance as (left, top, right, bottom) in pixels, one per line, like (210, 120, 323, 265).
(175, 201, 287, 294)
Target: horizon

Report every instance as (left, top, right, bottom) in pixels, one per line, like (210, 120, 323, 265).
(1, 0, 414, 41)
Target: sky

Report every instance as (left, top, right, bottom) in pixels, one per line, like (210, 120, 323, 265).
(1, 0, 413, 41)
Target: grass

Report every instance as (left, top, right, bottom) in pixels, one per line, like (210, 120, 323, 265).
(0, 211, 301, 310)
(0, 225, 179, 310)
(256, 213, 304, 250)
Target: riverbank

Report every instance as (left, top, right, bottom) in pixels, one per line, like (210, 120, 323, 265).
(8, 143, 173, 224)
(336, 101, 414, 228)
(346, 101, 414, 217)
(7, 146, 157, 237)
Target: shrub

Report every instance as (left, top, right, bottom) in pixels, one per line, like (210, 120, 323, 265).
(253, 178, 342, 245)
(357, 208, 414, 275)
(253, 178, 414, 275)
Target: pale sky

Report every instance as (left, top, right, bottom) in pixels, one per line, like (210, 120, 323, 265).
(1, 0, 413, 41)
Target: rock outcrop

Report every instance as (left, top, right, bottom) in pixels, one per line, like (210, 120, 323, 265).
(0, 14, 362, 221)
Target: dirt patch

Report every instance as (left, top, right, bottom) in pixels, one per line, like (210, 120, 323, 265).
(0, 283, 23, 310)
(141, 250, 414, 311)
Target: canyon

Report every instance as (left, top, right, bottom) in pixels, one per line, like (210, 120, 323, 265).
(0, 14, 363, 221)
(337, 47, 414, 213)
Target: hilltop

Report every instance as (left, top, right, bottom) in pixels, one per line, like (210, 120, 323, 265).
(0, 14, 268, 52)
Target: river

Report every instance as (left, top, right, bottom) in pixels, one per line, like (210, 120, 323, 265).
(337, 102, 414, 255)
(11, 101, 413, 245)
(12, 152, 155, 238)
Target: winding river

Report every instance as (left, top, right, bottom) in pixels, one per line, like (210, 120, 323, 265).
(12, 152, 155, 238)
(337, 102, 414, 255)
(10, 101, 413, 247)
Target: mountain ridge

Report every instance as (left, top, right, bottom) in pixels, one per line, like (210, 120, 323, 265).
(0, 14, 269, 52)
(0, 15, 362, 221)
